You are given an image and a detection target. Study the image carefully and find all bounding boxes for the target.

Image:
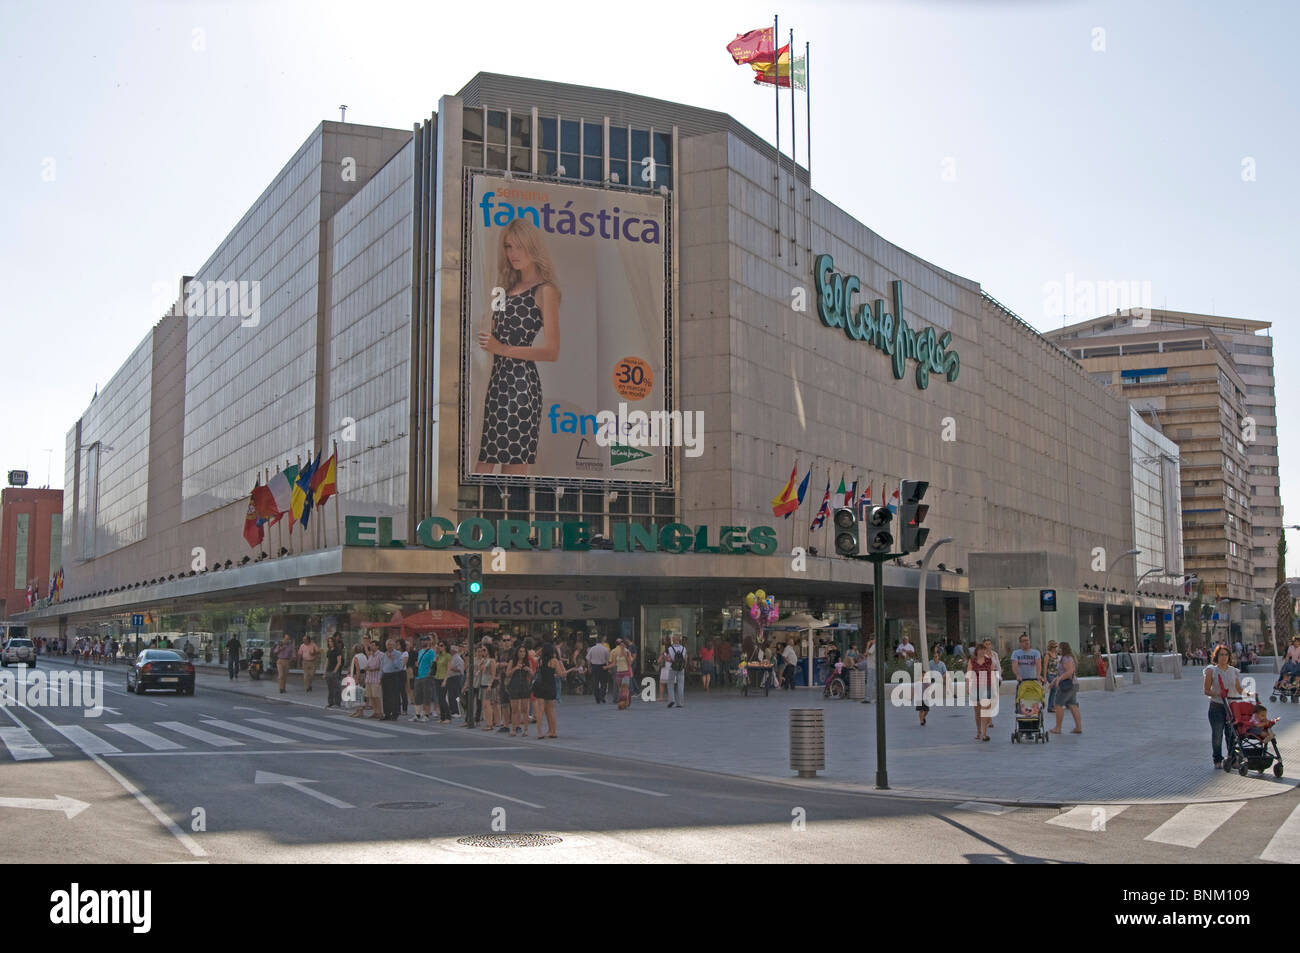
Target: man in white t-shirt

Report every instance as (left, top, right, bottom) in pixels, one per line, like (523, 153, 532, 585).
(896, 636, 916, 660)
(781, 641, 798, 690)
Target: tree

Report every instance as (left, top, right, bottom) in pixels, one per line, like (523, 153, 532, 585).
(1183, 581, 1205, 649)
(1275, 535, 1293, 644)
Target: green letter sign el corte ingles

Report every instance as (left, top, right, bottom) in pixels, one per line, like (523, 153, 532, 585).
(814, 254, 960, 389)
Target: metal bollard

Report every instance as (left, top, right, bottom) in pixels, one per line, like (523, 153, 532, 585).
(790, 708, 826, 778)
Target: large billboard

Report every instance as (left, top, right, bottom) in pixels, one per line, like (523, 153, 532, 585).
(461, 173, 671, 486)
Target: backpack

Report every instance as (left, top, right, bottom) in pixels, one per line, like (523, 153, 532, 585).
(670, 645, 686, 672)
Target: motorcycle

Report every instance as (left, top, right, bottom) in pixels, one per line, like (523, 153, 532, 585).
(247, 649, 264, 680)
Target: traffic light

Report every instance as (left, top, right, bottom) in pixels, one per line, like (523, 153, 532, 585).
(866, 506, 893, 556)
(832, 507, 859, 557)
(465, 553, 483, 595)
(898, 479, 930, 554)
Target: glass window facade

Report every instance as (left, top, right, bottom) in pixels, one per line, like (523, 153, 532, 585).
(13, 513, 28, 589)
(328, 139, 414, 537)
(183, 134, 324, 522)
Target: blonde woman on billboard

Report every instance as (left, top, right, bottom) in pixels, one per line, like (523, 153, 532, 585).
(475, 218, 562, 474)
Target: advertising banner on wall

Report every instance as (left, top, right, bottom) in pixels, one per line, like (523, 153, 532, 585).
(462, 173, 670, 486)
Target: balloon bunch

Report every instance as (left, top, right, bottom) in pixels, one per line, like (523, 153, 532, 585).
(744, 589, 779, 624)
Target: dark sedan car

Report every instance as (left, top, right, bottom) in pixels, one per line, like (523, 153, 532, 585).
(128, 650, 196, 695)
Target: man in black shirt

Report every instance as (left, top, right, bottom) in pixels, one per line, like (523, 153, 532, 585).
(226, 634, 242, 680)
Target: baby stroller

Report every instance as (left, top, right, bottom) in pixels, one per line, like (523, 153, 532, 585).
(1224, 699, 1284, 777)
(1270, 661, 1300, 704)
(1011, 679, 1048, 744)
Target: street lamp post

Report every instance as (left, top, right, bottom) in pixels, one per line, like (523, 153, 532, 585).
(1102, 549, 1140, 691)
(1131, 567, 1167, 681)
(916, 537, 954, 695)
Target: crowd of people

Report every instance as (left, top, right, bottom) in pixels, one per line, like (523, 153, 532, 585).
(8, 634, 192, 664)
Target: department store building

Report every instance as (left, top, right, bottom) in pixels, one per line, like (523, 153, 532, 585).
(19, 73, 1184, 670)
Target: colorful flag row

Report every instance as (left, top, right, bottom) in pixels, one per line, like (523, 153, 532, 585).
(771, 464, 902, 530)
(726, 25, 807, 88)
(243, 449, 338, 549)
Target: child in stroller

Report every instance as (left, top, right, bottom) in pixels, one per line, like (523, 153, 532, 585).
(1271, 660, 1300, 703)
(1012, 679, 1048, 744)
(1224, 699, 1284, 777)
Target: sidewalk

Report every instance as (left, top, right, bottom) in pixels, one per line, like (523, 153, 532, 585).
(189, 663, 1299, 806)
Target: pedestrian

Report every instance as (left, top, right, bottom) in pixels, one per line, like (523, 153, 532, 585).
(325, 636, 344, 708)
(433, 640, 452, 722)
(587, 635, 610, 702)
(377, 638, 402, 720)
(657, 638, 672, 702)
(397, 638, 411, 715)
(532, 642, 568, 737)
(444, 642, 466, 721)
(967, 641, 996, 741)
(896, 634, 916, 661)
(1202, 644, 1242, 768)
(477, 644, 497, 729)
(1010, 634, 1042, 684)
(1044, 641, 1060, 713)
(1050, 642, 1082, 735)
(860, 637, 876, 704)
(363, 641, 384, 719)
(781, 640, 798, 690)
(699, 640, 715, 692)
(610, 638, 633, 709)
(917, 646, 946, 726)
(506, 645, 533, 736)
(298, 634, 320, 693)
(716, 636, 732, 687)
(275, 633, 295, 693)
(412, 636, 436, 722)
(665, 633, 688, 709)
(495, 643, 513, 732)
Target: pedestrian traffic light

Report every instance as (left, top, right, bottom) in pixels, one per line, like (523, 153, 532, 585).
(866, 506, 893, 556)
(465, 553, 483, 594)
(832, 507, 859, 557)
(898, 479, 930, 554)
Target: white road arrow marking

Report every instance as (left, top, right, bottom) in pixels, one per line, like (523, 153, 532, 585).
(254, 770, 354, 809)
(513, 763, 668, 797)
(0, 794, 91, 818)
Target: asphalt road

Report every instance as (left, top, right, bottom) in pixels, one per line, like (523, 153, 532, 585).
(1, 657, 1297, 864)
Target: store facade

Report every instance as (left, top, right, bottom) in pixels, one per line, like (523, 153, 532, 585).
(24, 72, 1164, 670)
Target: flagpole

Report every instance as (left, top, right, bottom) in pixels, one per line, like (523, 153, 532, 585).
(773, 13, 781, 260)
(789, 27, 797, 265)
(295, 454, 302, 554)
(805, 41, 812, 267)
(333, 440, 341, 550)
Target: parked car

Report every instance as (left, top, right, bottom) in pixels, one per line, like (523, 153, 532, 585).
(127, 650, 195, 695)
(1, 638, 36, 667)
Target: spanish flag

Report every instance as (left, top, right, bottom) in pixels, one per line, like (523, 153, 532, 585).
(772, 462, 799, 518)
(310, 450, 337, 509)
(752, 46, 807, 89)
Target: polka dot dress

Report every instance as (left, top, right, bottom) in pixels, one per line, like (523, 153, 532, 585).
(478, 284, 544, 465)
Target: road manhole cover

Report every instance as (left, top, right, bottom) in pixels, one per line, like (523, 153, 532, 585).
(456, 833, 562, 848)
(375, 801, 445, 810)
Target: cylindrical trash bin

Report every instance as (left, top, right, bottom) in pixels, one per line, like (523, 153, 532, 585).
(848, 670, 866, 701)
(789, 708, 826, 778)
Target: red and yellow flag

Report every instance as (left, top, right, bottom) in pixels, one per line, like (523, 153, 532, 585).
(752, 46, 807, 88)
(726, 27, 776, 65)
(771, 461, 800, 518)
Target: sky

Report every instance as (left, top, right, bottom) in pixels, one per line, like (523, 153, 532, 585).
(1, 0, 1297, 552)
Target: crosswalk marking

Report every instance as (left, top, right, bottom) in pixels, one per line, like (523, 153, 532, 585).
(1145, 802, 1246, 848)
(200, 718, 292, 744)
(290, 717, 391, 739)
(955, 801, 1020, 816)
(106, 723, 184, 750)
(1261, 804, 1300, 864)
(156, 721, 244, 748)
(247, 718, 344, 741)
(0, 725, 52, 761)
(54, 723, 122, 755)
(1045, 805, 1130, 831)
